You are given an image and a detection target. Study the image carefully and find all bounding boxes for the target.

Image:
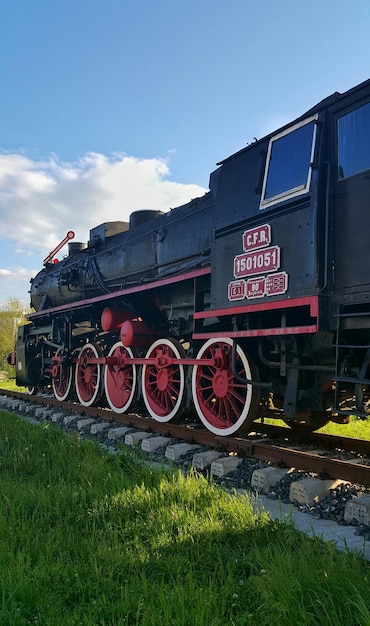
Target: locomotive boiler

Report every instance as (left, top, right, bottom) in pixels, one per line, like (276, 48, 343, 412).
(9, 77, 370, 436)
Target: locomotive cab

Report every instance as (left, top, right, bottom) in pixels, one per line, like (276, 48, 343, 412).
(195, 79, 370, 428)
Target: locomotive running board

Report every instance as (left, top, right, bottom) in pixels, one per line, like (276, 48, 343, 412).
(193, 295, 319, 338)
(26, 266, 211, 320)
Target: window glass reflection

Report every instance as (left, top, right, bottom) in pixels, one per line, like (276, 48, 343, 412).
(338, 102, 370, 179)
(263, 121, 315, 204)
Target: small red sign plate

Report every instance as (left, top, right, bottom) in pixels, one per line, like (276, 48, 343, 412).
(243, 224, 271, 251)
(266, 272, 288, 296)
(246, 276, 266, 299)
(228, 279, 246, 301)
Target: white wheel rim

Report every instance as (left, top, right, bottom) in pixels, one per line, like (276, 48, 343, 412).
(141, 338, 185, 422)
(75, 343, 102, 407)
(192, 338, 254, 436)
(52, 349, 73, 402)
(104, 342, 136, 413)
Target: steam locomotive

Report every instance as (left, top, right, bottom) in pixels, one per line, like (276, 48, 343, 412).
(9, 78, 370, 436)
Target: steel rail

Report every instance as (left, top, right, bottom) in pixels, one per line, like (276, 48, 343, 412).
(1, 388, 370, 486)
(252, 422, 370, 455)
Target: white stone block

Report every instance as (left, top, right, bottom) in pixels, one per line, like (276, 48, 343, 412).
(90, 422, 110, 435)
(8, 400, 23, 411)
(289, 478, 344, 504)
(210, 456, 242, 477)
(141, 436, 172, 452)
(108, 426, 130, 440)
(33, 408, 52, 420)
(344, 495, 370, 525)
(251, 467, 290, 493)
(50, 412, 65, 422)
(192, 450, 223, 470)
(63, 414, 78, 425)
(125, 431, 150, 446)
(77, 418, 96, 430)
(34, 407, 47, 417)
(165, 443, 201, 461)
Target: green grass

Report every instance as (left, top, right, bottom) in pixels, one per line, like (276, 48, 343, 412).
(0, 378, 27, 392)
(255, 415, 370, 439)
(0, 412, 370, 625)
(319, 416, 370, 439)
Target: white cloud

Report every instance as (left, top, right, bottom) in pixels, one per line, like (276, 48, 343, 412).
(0, 267, 37, 279)
(0, 151, 206, 250)
(0, 266, 38, 307)
(0, 150, 207, 306)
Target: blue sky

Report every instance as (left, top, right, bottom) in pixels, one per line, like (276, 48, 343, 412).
(0, 0, 369, 306)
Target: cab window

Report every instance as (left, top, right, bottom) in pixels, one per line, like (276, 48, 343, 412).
(338, 101, 370, 179)
(260, 115, 317, 209)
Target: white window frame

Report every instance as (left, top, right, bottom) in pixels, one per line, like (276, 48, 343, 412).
(260, 114, 318, 210)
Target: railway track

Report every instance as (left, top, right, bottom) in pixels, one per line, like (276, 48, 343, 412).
(1, 388, 370, 485)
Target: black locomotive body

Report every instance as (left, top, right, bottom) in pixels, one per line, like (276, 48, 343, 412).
(10, 78, 370, 435)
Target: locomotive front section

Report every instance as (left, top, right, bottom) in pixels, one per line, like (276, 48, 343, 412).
(14, 194, 216, 414)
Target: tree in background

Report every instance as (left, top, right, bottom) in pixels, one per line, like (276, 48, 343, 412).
(0, 299, 29, 378)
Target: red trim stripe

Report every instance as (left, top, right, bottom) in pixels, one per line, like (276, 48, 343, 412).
(194, 295, 318, 319)
(193, 324, 318, 340)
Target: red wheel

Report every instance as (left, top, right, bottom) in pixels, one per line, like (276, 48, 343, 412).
(75, 343, 103, 407)
(52, 349, 73, 401)
(104, 342, 137, 413)
(192, 338, 260, 436)
(142, 339, 186, 422)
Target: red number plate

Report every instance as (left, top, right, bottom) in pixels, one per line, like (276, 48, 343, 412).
(234, 246, 280, 278)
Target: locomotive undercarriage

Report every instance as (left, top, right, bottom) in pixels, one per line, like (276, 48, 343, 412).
(333, 308, 370, 420)
(14, 302, 359, 437)
(15, 284, 370, 436)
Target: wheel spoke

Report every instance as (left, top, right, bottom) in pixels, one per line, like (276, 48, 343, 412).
(224, 393, 242, 420)
(199, 371, 216, 383)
